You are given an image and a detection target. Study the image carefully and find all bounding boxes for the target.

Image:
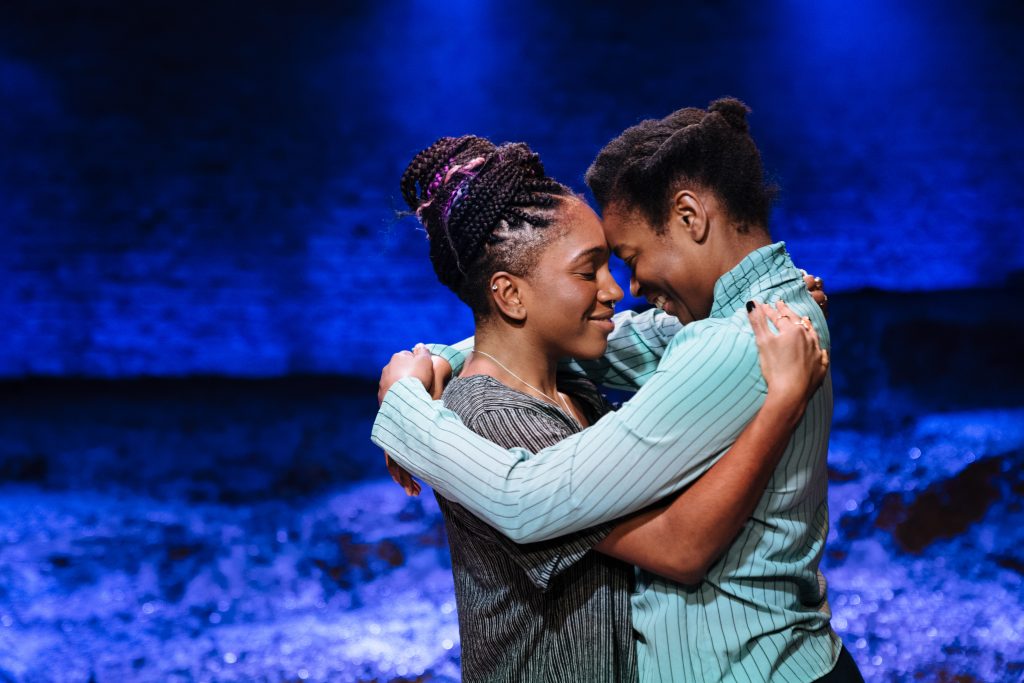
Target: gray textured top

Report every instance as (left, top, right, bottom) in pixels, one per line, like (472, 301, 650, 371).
(438, 373, 637, 683)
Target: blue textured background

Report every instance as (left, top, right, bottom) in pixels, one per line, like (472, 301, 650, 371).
(2, 2, 1024, 681)
(2, 0, 1022, 378)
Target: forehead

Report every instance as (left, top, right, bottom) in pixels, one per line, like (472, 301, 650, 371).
(601, 204, 653, 252)
(549, 197, 605, 246)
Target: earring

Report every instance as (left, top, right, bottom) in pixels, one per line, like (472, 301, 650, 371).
(491, 284, 498, 291)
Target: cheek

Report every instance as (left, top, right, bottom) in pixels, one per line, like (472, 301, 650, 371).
(636, 256, 663, 287)
(534, 283, 582, 325)
(551, 283, 597, 329)
(559, 283, 594, 320)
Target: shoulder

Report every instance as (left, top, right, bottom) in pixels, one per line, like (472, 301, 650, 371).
(655, 313, 764, 392)
(663, 312, 758, 363)
(442, 375, 536, 417)
(442, 376, 575, 452)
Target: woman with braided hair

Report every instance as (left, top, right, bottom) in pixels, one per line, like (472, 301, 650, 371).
(380, 132, 834, 682)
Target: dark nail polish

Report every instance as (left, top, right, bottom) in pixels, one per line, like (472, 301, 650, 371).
(745, 301, 755, 313)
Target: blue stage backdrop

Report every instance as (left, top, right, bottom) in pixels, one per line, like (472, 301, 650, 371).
(1, 0, 1022, 378)
(2, 4, 1024, 682)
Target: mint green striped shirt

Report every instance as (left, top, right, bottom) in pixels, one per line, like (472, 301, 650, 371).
(372, 243, 842, 682)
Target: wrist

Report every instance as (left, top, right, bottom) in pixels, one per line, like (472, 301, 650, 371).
(761, 389, 807, 428)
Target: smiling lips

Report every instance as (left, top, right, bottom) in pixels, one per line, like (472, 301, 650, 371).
(650, 294, 669, 311)
(588, 311, 615, 333)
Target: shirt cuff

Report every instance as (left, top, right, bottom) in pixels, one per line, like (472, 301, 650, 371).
(426, 342, 470, 375)
(371, 376, 434, 456)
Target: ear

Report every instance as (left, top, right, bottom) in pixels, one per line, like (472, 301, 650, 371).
(489, 272, 527, 321)
(671, 190, 709, 244)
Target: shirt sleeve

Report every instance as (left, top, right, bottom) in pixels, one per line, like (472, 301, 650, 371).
(560, 308, 685, 391)
(425, 337, 474, 375)
(457, 409, 613, 589)
(372, 320, 767, 543)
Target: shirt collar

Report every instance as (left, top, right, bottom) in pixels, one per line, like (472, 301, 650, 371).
(709, 241, 800, 319)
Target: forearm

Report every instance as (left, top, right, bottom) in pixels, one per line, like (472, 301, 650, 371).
(375, 326, 766, 543)
(597, 392, 806, 583)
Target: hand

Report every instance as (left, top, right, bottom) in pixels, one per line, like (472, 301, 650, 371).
(429, 356, 453, 400)
(385, 452, 421, 496)
(378, 344, 435, 404)
(747, 300, 829, 406)
(803, 273, 828, 318)
(378, 344, 449, 496)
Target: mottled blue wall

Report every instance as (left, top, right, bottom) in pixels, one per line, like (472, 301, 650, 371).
(1, 0, 1022, 378)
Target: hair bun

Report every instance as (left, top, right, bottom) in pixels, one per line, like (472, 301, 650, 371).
(708, 97, 751, 133)
(494, 142, 545, 178)
(400, 136, 496, 213)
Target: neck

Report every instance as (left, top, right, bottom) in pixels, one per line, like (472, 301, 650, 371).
(712, 225, 772, 283)
(686, 225, 771, 320)
(468, 322, 561, 398)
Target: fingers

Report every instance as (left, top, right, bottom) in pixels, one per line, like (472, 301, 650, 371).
(746, 300, 771, 342)
(399, 469, 421, 496)
(396, 470, 418, 496)
(803, 314, 821, 347)
(809, 289, 828, 317)
(773, 300, 800, 321)
(385, 453, 421, 496)
(803, 273, 824, 291)
(385, 452, 401, 486)
(433, 356, 453, 383)
(773, 301, 812, 333)
(800, 274, 829, 317)
(777, 304, 819, 350)
(429, 356, 449, 400)
(413, 343, 430, 358)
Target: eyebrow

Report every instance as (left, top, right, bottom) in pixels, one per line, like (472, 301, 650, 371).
(570, 245, 608, 262)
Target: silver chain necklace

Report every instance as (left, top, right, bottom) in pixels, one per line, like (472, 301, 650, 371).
(474, 349, 577, 423)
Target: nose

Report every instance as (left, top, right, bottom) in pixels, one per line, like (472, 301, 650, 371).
(607, 275, 624, 306)
(630, 275, 642, 298)
(599, 267, 625, 307)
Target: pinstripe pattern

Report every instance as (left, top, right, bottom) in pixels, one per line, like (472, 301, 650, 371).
(437, 374, 637, 683)
(375, 243, 842, 681)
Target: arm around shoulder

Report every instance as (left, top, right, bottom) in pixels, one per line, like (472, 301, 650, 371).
(376, 324, 766, 543)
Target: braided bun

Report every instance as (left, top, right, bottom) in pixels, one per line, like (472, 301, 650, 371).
(400, 136, 494, 215)
(401, 136, 571, 313)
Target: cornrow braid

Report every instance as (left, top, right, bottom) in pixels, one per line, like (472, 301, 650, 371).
(401, 136, 572, 314)
(585, 97, 777, 234)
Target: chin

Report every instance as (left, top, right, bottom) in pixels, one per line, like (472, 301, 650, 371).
(567, 337, 608, 362)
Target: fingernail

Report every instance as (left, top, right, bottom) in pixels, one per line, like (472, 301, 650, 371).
(745, 301, 755, 313)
